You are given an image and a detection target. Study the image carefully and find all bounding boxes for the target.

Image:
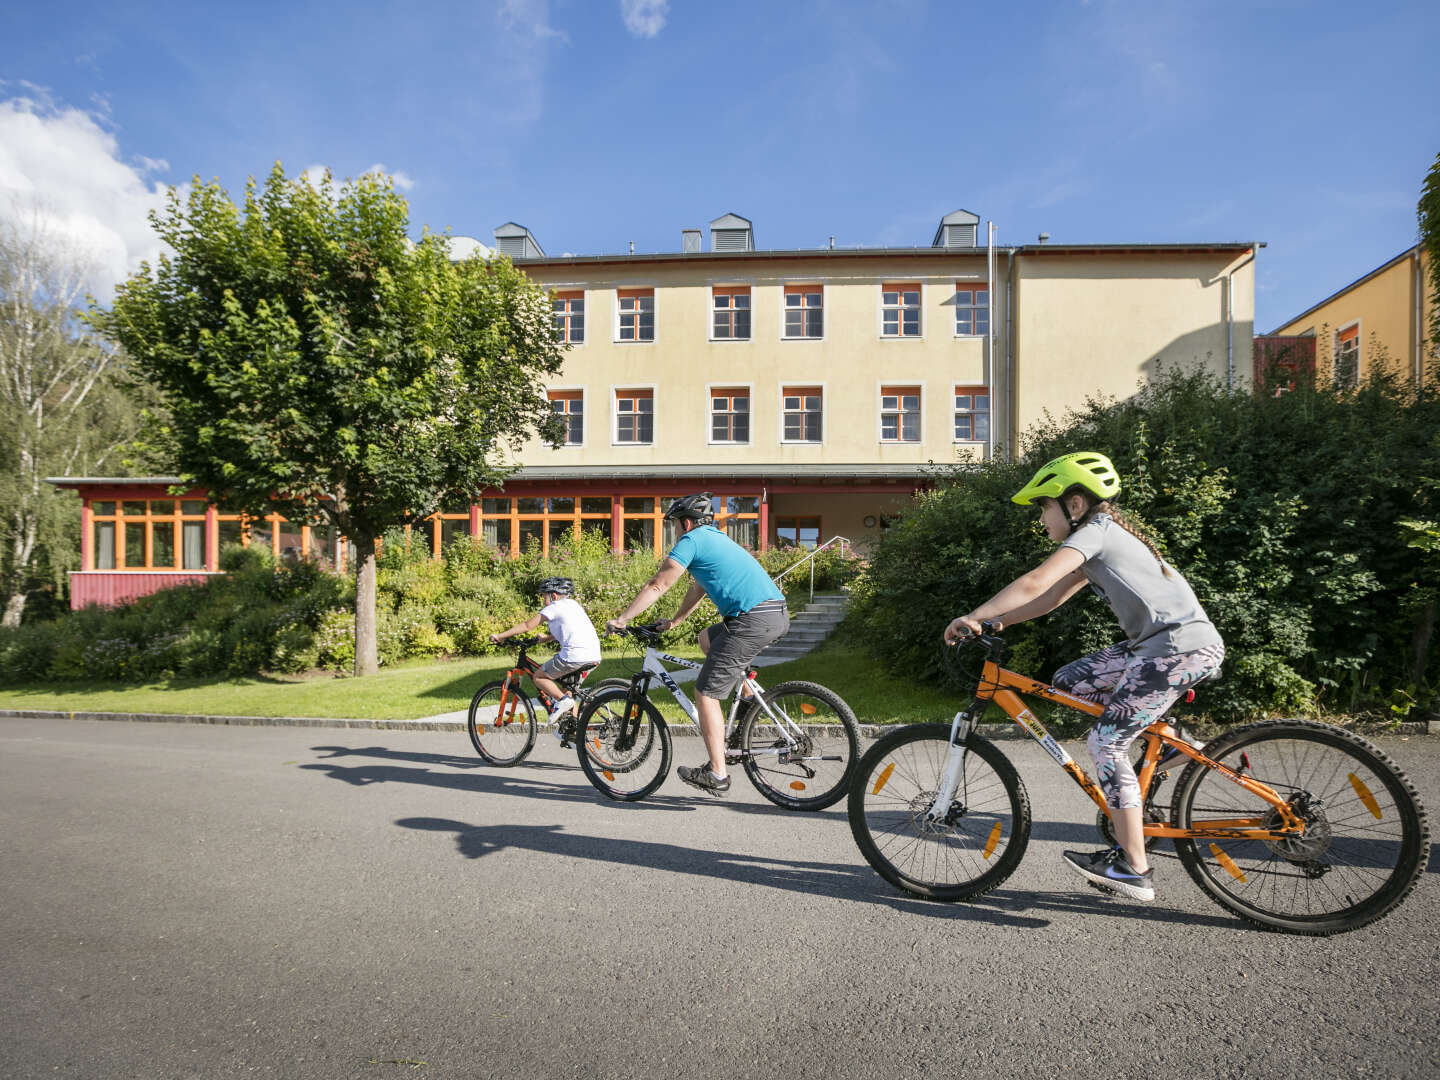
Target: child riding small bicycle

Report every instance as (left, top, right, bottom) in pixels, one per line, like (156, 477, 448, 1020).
(944, 451, 1224, 901)
(490, 577, 603, 732)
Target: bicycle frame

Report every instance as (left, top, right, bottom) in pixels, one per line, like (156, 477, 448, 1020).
(624, 643, 811, 759)
(491, 643, 591, 729)
(929, 649, 1307, 842)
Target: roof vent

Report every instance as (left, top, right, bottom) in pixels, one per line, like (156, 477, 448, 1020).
(932, 209, 980, 249)
(492, 222, 545, 259)
(682, 228, 702, 253)
(709, 213, 753, 252)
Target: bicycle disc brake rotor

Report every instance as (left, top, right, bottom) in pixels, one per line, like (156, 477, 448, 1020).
(909, 790, 962, 833)
(1262, 794, 1333, 863)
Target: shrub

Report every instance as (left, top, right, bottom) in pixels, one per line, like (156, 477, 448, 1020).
(848, 365, 1440, 722)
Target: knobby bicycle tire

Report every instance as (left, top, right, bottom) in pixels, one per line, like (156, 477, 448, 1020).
(849, 724, 1031, 901)
(736, 680, 861, 811)
(1170, 719, 1428, 936)
(575, 688, 672, 801)
(467, 679, 536, 766)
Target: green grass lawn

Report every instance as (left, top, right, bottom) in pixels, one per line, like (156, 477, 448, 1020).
(0, 638, 967, 726)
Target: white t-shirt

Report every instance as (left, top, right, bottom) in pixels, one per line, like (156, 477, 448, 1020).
(540, 597, 602, 664)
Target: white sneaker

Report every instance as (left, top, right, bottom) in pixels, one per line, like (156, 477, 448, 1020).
(548, 697, 575, 724)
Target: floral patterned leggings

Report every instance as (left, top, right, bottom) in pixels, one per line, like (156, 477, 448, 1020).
(1052, 642, 1226, 809)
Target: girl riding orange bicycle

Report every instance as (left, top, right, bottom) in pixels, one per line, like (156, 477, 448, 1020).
(944, 450, 1224, 901)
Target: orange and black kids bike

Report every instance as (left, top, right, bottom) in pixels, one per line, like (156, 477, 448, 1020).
(466, 637, 628, 766)
(848, 623, 1429, 935)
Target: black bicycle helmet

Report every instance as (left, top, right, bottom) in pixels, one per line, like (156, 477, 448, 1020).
(663, 492, 714, 523)
(537, 577, 575, 597)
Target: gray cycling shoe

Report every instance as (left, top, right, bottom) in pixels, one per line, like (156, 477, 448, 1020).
(676, 764, 731, 798)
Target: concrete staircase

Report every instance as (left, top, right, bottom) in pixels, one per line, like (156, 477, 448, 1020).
(755, 593, 849, 665)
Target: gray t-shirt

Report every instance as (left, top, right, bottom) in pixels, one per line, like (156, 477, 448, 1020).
(1062, 514, 1222, 658)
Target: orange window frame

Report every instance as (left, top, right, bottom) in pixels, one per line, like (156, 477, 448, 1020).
(783, 284, 823, 339)
(782, 385, 823, 442)
(549, 390, 584, 446)
(710, 387, 750, 443)
(881, 283, 921, 337)
(880, 385, 921, 442)
(617, 288, 655, 341)
(953, 384, 990, 441)
(954, 283, 990, 336)
(615, 387, 654, 443)
(711, 286, 751, 340)
(552, 291, 585, 344)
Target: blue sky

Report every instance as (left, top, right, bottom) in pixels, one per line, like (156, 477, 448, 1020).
(1, 0, 1436, 331)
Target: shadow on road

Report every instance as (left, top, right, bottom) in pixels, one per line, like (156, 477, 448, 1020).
(395, 816, 1244, 931)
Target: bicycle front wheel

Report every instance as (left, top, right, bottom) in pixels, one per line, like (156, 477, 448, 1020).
(848, 725, 1030, 901)
(1171, 720, 1428, 935)
(737, 680, 860, 811)
(467, 679, 536, 766)
(576, 688, 672, 802)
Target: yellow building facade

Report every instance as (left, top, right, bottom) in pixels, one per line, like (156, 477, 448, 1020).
(490, 213, 1256, 556)
(1270, 245, 1434, 388)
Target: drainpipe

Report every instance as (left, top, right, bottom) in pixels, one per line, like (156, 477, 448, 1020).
(1223, 246, 1259, 392)
(1005, 246, 1015, 458)
(1415, 248, 1425, 389)
(986, 222, 996, 462)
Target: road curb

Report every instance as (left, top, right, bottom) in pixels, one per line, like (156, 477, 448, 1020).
(0, 708, 1431, 738)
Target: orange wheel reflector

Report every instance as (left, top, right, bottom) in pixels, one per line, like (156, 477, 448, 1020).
(872, 762, 895, 795)
(603, 771, 615, 781)
(982, 822, 1002, 859)
(1348, 773, 1382, 819)
(1210, 843, 1247, 882)
(800, 703, 817, 715)
(591, 738, 601, 751)
(789, 781, 807, 791)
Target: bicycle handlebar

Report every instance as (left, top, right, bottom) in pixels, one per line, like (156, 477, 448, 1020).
(606, 621, 666, 641)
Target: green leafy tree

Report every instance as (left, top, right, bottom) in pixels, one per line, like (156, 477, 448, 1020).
(1419, 150, 1440, 359)
(93, 165, 565, 675)
(0, 211, 147, 626)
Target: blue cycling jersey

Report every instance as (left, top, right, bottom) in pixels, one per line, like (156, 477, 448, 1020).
(666, 525, 782, 618)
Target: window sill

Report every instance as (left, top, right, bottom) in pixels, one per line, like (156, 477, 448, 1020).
(707, 337, 753, 344)
(779, 440, 824, 446)
(780, 336, 825, 343)
(613, 339, 656, 345)
(610, 442, 656, 448)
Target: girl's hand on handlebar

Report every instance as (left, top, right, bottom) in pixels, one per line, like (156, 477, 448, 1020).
(488, 633, 503, 645)
(943, 616, 983, 645)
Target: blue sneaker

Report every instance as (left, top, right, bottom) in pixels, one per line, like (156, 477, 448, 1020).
(1062, 847, 1155, 901)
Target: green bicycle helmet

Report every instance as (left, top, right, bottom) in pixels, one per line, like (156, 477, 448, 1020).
(1012, 451, 1121, 506)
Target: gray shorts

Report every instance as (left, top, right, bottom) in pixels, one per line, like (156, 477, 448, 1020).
(539, 656, 596, 684)
(696, 600, 789, 699)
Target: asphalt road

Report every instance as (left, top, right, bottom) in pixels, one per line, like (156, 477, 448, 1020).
(2, 716, 1437, 1080)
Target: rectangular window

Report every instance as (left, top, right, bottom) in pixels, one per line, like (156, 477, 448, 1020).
(94, 520, 116, 569)
(882, 283, 921, 337)
(775, 516, 821, 549)
(722, 495, 760, 549)
(710, 387, 750, 443)
(711, 286, 751, 340)
(782, 386, 823, 442)
(953, 385, 991, 442)
(617, 288, 655, 342)
(1335, 324, 1360, 389)
(783, 285, 823, 339)
(552, 291, 584, 344)
(954, 285, 990, 336)
(881, 386, 921, 442)
(549, 390, 583, 445)
(615, 388, 654, 443)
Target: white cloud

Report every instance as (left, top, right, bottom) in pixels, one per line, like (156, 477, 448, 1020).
(301, 162, 417, 193)
(365, 163, 416, 191)
(620, 0, 668, 38)
(0, 92, 174, 300)
(501, 0, 568, 42)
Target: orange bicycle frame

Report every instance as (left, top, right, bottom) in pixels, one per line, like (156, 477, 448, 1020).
(973, 657, 1306, 840)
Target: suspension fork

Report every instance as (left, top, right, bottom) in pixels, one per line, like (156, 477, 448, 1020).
(925, 702, 984, 823)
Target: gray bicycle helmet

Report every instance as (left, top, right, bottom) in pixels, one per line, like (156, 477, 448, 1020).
(663, 492, 714, 523)
(537, 577, 575, 597)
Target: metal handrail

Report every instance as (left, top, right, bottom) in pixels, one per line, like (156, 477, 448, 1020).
(771, 535, 852, 603)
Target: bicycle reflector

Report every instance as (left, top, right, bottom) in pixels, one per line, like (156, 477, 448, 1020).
(1183, 689, 1196, 704)
(1349, 774, 1382, 819)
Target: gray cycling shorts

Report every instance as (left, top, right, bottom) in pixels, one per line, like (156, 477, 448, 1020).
(539, 656, 596, 683)
(695, 601, 789, 699)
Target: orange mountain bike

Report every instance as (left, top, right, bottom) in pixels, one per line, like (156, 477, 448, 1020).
(848, 623, 1429, 935)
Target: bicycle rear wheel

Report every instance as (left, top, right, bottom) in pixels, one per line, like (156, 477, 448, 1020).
(849, 724, 1030, 901)
(737, 680, 860, 811)
(1171, 720, 1428, 935)
(576, 688, 672, 802)
(467, 679, 536, 766)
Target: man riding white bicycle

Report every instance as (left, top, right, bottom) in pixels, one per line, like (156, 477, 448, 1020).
(606, 493, 788, 797)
